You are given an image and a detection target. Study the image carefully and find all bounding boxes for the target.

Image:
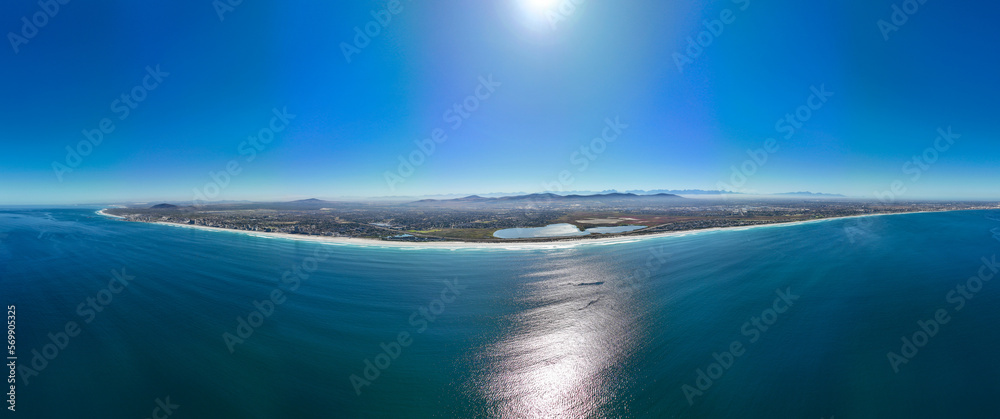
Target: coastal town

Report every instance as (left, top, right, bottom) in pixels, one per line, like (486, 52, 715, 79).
(101, 194, 996, 242)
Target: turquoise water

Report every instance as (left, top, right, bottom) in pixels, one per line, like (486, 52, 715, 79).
(493, 223, 646, 238)
(3, 208, 1000, 418)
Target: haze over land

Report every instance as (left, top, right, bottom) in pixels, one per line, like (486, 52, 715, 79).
(104, 192, 997, 242)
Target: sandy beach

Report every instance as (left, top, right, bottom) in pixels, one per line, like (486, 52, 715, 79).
(96, 209, 125, 219)
(96, 208, 942, 250)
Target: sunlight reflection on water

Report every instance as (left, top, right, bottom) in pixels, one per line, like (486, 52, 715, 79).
(475, 258, 639, 418)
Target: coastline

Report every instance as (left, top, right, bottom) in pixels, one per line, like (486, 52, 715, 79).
(96, 209, 125, 219)
(95, 209, 953, 250)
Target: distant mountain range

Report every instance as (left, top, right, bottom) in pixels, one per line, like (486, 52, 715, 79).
(150, 203, 179, 209)
(624, 189, 740, 195)
(772, 191, 846, 197)
(408, 192, 683, 207)
(368, 189, 737, 200)
(417, 192, 678, 201)
(393, 189, 842, 199)
(139, 190, 846, 209)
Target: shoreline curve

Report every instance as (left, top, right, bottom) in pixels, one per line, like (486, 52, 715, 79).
(95, 208, 967, 251)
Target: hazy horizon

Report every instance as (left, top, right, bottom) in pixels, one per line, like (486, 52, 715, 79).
(3, 1, 998, 203)
(9, 190, 1000, 208)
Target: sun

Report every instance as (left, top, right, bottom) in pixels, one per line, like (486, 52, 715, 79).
(522, 0, 560, 14)
(511, 0, 572, 34)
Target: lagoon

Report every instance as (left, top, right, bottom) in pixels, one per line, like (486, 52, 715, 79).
(492, 223, 646, 239)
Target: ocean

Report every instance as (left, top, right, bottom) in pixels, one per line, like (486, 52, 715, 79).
(3, 208, 1000, 418)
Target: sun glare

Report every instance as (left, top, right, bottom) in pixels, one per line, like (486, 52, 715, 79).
(515, 0, 564, 32)
(523, 0, 559, 13)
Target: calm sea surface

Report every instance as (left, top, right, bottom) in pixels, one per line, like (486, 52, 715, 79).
(3, 208, 1000, 418)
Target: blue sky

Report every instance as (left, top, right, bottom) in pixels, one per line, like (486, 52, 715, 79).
(1, 0, 997, 204)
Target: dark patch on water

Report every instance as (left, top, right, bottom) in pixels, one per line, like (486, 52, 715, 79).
(579, 297, 602, 310)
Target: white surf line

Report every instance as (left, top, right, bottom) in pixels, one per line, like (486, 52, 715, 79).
(95, 208, 959, 251)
